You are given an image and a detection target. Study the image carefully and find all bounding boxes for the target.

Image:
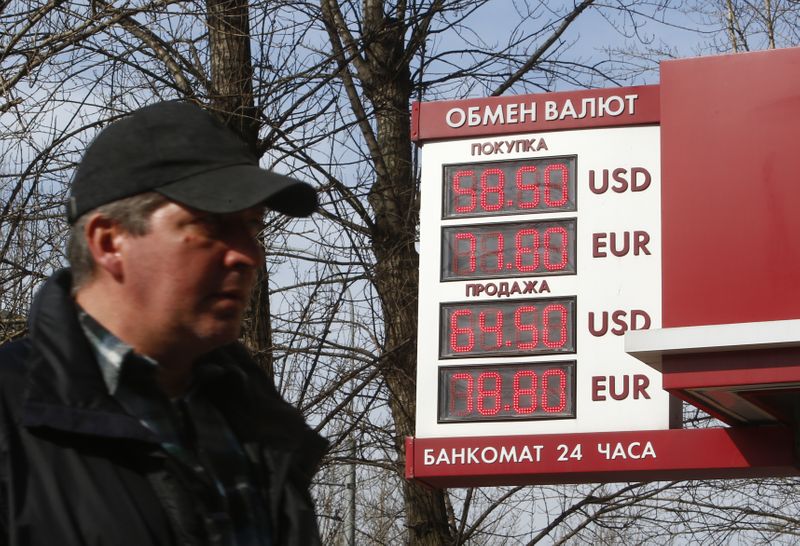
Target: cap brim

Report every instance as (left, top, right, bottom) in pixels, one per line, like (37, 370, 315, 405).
(156, 164, 317, 217)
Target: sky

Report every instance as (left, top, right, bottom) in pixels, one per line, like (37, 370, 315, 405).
(447, 1, 726, 93)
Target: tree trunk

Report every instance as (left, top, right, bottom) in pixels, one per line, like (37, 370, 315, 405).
(361, 9, 453, 544)
(369, 88, 452, 546)
(206, 0, 259, 149)
(206, 0, 273, 376)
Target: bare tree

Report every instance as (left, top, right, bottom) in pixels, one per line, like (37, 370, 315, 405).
(692, 0, 800, 52)
(8, 1, 800, 545)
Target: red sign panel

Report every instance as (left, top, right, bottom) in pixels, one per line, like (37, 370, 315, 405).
(406, 427, 799, 487)
(660, 47, 800, 327)
(411, 85, 660, 142)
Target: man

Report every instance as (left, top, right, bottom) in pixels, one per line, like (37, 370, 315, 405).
(0, 101, 327, 545)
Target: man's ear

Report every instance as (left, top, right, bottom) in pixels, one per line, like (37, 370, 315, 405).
(83, 214, 126, 280)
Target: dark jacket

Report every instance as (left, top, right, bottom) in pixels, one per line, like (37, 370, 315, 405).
(0, 270, 327, 545)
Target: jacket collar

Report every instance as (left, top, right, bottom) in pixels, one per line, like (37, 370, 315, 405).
(22, 269, 155, 441)
(180, 346, 328, 484)
(22, 269, 328, 473)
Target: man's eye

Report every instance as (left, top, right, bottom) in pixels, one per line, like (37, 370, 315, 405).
(248, 219, 263, 235)
(193, 215, 221, 233)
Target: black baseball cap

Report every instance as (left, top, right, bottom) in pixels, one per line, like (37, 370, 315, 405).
(67, 101, 317, 223)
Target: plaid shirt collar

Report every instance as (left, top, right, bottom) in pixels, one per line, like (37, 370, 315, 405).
(76, 308, 272, 546)
(78, 308, 151, 395)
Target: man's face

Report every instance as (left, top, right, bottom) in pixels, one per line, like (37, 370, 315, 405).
(118, 202, 264, 356)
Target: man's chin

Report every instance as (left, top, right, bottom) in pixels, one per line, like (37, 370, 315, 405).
(195, 316, 245, 348)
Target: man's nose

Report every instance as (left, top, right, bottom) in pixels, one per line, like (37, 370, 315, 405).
(223, 228, 263, 269)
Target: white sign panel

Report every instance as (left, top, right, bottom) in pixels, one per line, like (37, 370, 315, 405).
(415, 125, 667, 438)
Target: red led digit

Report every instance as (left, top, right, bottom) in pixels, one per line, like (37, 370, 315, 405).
(480, 168, 504, 212)
(445, 157, 575, 219)
(543, 226, 568, 271)
(478, 309, 503, 350)
(477, 371, 502, 415)
(514, 228, 540, 272)
(541, 368, 567, 412)
(449, 372, 474, 416)
(514, 305, 539, 350)
(442, 220, 575, 281)
(453, 170, 477, 213)
(450, 309, 475, 353)
(512, 370, 537, 414)
(441, 298, 574, 358)
(544, 163, 569, 207)
(439, 361, 575, 421)
(453, 232, 477, 275)
(542, 304, 567, 348)
(515, 165, 539, 209)
(479, 231, 504, 273)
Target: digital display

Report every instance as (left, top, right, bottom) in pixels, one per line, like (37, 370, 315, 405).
(438, 361, 576, 422)
(441, 219, 576, 281)
(443, 156, 577, 219)
(440, 297, 576, 358)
